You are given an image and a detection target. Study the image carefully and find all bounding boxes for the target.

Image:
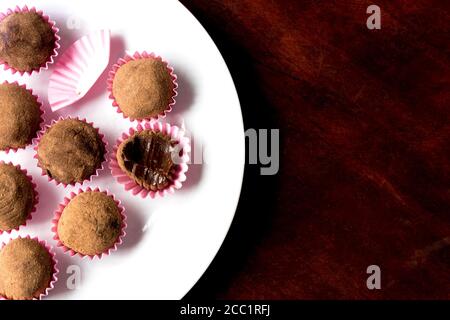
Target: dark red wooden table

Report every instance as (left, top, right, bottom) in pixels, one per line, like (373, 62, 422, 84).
(180, 0, 450, 299)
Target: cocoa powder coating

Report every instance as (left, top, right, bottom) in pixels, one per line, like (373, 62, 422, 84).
(37, 119, 105, 185)
(57, 192, 122, 256)
(112, 58, 174, 119)
(0, 12, 56, 72)
(0, 83, 41, 150)
(0, 163, 35, 231)
(0, 238, 53, 300)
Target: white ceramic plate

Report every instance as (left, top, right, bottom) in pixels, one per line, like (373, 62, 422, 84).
(0, 0, 244, 299)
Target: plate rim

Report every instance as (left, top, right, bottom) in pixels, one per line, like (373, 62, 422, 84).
(177, 1, 246, 299)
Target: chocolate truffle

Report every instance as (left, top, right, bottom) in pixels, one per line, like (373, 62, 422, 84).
(0, 83, 41, 151)
(112, 58, 175, 119)
(0, 12, 56, 72)
(0, 238, 53, 300)
(57, 191, 122, 256)
(0, 163, 35, 232)
(117, 130, 178, 191)
(37, 119, 105, 184)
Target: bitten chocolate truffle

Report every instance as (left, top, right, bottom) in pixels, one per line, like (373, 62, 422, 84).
(57, 191, 122, 256)
(0, 163, 35, 232)
(37, 119, 105, 185)
(112, 58, 175, 119)
(0, 12, 56, 72)
(0, 83, 41, 151)
(0, 238, 53, 300)
(117, 130, 178, 191)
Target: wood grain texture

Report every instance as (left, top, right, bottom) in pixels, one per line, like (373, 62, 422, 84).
(181, 0, 450, 299)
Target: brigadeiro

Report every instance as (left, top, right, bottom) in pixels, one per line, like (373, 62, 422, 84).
(108, 52, 178, 121)
(117, 130, 179, 191)
(0, 82, 42, 152)
(53, 189, 126, 258)
(35, 118, 106, 186)
(111, 122, 190, 199)
(0, 237, 57, 300)
(0, 163, 37, 233)
(0, 6, 59, 74)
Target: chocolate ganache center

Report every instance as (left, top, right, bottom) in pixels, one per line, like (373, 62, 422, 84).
(119, 131, 178, 191)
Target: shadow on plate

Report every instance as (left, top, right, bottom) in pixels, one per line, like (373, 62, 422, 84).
(119, 197, 146, 251)
(169, 66, 195, 117)
(49, 250, 76, 298)
(30, 177, 62, 226)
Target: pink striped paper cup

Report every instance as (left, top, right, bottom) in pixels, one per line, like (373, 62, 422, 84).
(48, 30, 111, 111)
